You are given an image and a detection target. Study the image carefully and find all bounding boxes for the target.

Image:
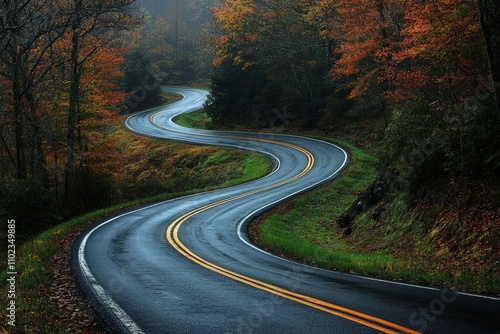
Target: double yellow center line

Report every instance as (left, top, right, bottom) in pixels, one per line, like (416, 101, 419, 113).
(146, 104, 419, 333)
(161, 131, 419, 333)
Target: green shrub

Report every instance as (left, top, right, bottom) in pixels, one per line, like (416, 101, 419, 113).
(382, 98, 499, 196)
(382, 100, 445, 192)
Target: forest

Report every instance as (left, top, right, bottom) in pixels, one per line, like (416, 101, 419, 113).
(1, 0, 499, 250)
(0, 0, 216, 238)
(207, 0, 500, 175)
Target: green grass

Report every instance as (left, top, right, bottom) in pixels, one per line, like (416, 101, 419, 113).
(255, 140, 396, 275)
(174, 109, 212, 129)
(253, 139, 500, 293)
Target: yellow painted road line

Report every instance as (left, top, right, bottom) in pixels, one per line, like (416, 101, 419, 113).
(149, 105, 419, 333)
(162, 149, 418, 333)
(166, 198, 420, 334)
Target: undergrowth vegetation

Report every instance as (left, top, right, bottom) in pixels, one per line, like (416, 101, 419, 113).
(250, 138, 500, 294)
(0, 108, 273, 333)
(173, 110, 212, 129)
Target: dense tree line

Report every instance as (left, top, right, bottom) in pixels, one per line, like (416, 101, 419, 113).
(206, 0, 500, 193)
(132, 0, 220, 84)
(206, 0, 337, 127)
(2, 0, 499, 236)
(0, 0, 221, 236)
(0, 0, 232, 238)
(0, 0, 142, 230)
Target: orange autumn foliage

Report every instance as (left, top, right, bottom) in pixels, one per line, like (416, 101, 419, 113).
(212, 0, 263, 68)
(317, 0, 487, 104)
(391, 0, 486, 102)
(318, 0, 404, 101)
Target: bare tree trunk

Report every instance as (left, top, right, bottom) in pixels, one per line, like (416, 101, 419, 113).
(27, 89, 50, 189)
(13, 59, 27, 180)
(376, 0, 390, 128)
(478, 0, 500, 119)
(3, 0, 64, 181)
(5, 0, 28, 180)
(65, 0, 82, 198)
(64, 0, 139, 198)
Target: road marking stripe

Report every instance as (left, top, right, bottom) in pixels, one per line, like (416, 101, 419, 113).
(148, 95, 419, 333)
(166, 196, 420, 334)
(162, 137, 419, 334)
(78, 206, 165, 334)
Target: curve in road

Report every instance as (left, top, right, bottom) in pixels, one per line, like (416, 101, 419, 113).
(73, 87, 500, 334)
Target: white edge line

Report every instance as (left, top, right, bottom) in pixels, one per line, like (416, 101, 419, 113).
(79, 87, 287, 333)
(77, 204, 168, 334)
(120, 86, 497, 327)
(128, 87, 500, 302)
(236, 138, 347, 255)
(236, 139, 500, 302)
(126, 90, 283, 182)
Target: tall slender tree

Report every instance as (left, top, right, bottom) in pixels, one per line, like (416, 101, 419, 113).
(63, 0, 140, 198)
(0, 0, 66, 180)
(477, 0, 500, 118)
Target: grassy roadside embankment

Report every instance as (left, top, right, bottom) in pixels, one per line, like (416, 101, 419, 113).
(247, 140, 384, 271)
(249, 142, 500, 295)
(174, 109, 212, 129)
(248, 137, 500, 294)
(174, 110, 499, 294)
(0, 106, 272, 333)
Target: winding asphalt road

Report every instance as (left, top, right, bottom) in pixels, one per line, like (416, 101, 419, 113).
(73, 87, 500, 334)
